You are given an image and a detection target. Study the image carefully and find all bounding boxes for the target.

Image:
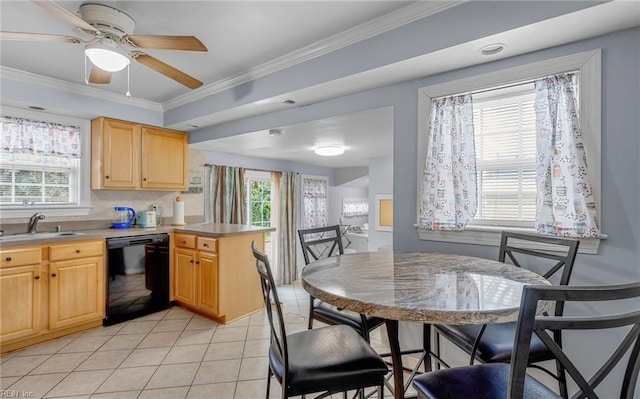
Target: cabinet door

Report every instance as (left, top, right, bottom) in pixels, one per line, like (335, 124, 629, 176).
(0, 265, 41, 343)
(49, 256, 104, 330)
(175, 248, 196, 306)
(141, 127, 188, 190)
(196, 252, 218, 315)
(100, 119, 141, 189)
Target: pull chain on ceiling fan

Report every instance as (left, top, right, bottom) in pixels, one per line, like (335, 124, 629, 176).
(0, 0, 208, 93)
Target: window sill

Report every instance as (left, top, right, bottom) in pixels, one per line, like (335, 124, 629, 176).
(415, 224, 605, 255)
(1, 205, 93, 219)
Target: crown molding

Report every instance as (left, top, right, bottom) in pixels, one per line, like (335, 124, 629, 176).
(0, 66, 162, 112)
(164, 1, 464, 110)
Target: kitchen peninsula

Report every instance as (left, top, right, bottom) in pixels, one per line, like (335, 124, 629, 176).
(0, 222, 273, 353)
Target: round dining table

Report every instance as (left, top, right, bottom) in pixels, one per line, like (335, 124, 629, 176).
(300, 251, 551, 399)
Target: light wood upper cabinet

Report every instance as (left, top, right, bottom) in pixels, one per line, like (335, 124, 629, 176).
(141, 127, 188, 190)
(91, 117, 188, 191)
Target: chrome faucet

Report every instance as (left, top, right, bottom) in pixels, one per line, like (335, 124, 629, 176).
(27, 212, 45, 234)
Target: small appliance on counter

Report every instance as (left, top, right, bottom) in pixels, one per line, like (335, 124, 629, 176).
(137, 210, 157, 228)
(112, 206, 136, 229)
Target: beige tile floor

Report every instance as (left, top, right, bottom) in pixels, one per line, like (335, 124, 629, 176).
(0, 283, 397, 399)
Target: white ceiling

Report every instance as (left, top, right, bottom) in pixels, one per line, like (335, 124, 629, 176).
(1, 1, 639, 170)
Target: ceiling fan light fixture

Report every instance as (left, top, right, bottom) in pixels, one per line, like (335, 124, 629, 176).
(314, 145, 345, 156)
(85, 39, 130, 72)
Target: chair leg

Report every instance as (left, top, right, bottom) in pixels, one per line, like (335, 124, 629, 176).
(556, 359, 569, 399)
(308, 296, 315, 330)
(266, 367, 272, 399)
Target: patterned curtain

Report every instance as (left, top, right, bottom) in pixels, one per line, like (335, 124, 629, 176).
(1, 116, 81, 158)
(302, 176, 328, 229)
(534, 73, 600, 237)
(208, 165, 246, 224)
(276, 172, 297, 285)
(419, 94, 477, 230)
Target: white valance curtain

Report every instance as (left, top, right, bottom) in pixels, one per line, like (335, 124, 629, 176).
(534, 73, 600, 238)
(0, 116, 81, 158)
(419, 94, 477, 230)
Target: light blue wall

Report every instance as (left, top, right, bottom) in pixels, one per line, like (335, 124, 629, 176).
(194, 27, 640, 396)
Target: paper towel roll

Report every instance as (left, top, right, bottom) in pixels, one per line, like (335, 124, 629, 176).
(172, 196, 186, 226)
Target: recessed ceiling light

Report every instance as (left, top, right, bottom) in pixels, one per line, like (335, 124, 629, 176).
(480, 43, 506, 56)
(268, 128, 282, 136)
(282, 99, 296, 105)
(314, 145, 345, 156)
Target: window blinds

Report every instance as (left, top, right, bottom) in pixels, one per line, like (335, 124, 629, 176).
(472, 88, 537, 224)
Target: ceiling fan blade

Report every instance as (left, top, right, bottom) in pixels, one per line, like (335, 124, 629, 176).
(126, 35, 207, 52)
(32, 0, 99, 34)
(133, 53, 203, 89)
(89, 67, 112, 84)
(0, 31, 82, 43)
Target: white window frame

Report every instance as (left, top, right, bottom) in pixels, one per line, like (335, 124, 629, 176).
(0, 106, 92, 218)
(415, 49, 604, 254)
(245, 170, 272, 228)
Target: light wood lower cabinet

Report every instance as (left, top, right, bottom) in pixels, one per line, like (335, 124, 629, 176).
(173, 233, 263, 324)
(0, 240, 104, 354)
(0, 247, 42, 345)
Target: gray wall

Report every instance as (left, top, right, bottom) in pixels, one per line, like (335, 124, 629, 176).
(196, 28, 640, 396)
(369, 156, 393, 251)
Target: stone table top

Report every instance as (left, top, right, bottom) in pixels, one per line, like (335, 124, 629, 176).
(301, 251, 551, 325)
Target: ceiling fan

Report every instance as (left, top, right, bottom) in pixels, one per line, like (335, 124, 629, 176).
(0, 1, 208, 90)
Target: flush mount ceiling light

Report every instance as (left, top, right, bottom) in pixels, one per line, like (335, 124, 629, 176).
(479, 43, 506, 56)
(314, 145, 345, 156)
(268, 128, 282, 136)
(85, 38, 130, 72)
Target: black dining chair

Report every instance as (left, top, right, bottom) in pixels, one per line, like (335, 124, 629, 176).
(251, 241, 388, 399)
(433, 231, 580, 398)
(413, 282, 640, 399)
(298, 225, 386, 343)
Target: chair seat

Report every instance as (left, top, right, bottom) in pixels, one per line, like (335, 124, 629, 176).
(412, 363, 559, 399)
(314, 301, 386, 333)
(269, 324, 389, 397)
(436, 323, 554, 363)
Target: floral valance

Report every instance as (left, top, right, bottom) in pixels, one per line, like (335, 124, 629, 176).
(1, 116, 82, 158)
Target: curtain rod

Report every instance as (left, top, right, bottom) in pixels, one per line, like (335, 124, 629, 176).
(204, 164, 298, 174)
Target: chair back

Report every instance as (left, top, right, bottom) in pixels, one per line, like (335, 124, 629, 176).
(251, 241, 288, 373)
(298, 225, 344, 265)
(500, 231, 579, 315)
(508, 282, 640, 399)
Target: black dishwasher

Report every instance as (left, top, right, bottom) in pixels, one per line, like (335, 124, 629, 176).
(104, 233, 170, 326)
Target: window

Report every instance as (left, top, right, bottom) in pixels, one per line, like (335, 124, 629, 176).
(342, 198, 368, 218)
(416, 50, 602, 253)
(302, 175, 328, 229)
(472, 83, 538, 226)
(0, 107, 91, 217)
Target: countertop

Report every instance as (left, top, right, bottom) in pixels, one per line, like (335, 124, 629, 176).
(0, 223, 275, 247)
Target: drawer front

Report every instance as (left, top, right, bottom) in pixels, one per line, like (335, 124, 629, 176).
(197, 237, 217, 252)
(49, 241, 103, 262)
(175, 233, 196, 249)
(0, 248, 41, 268)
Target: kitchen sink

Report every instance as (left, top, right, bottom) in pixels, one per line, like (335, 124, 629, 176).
(0, 231, 86, 242)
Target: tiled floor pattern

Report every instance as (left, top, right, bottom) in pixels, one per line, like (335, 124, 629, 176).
(0, 283, 400, 399)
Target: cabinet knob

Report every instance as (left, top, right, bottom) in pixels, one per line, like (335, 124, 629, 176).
(105, 175, 110, 179)
(190, 260, 194, 264)
(75, 249, 81, 253)
(195, 261, 200, 265)
(34, 275, 40, 280)
(51, 273, 57, 277)
(203, 243, 209, 248)
(143, 178, 147, 181)
(5, 256, 11, 262)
